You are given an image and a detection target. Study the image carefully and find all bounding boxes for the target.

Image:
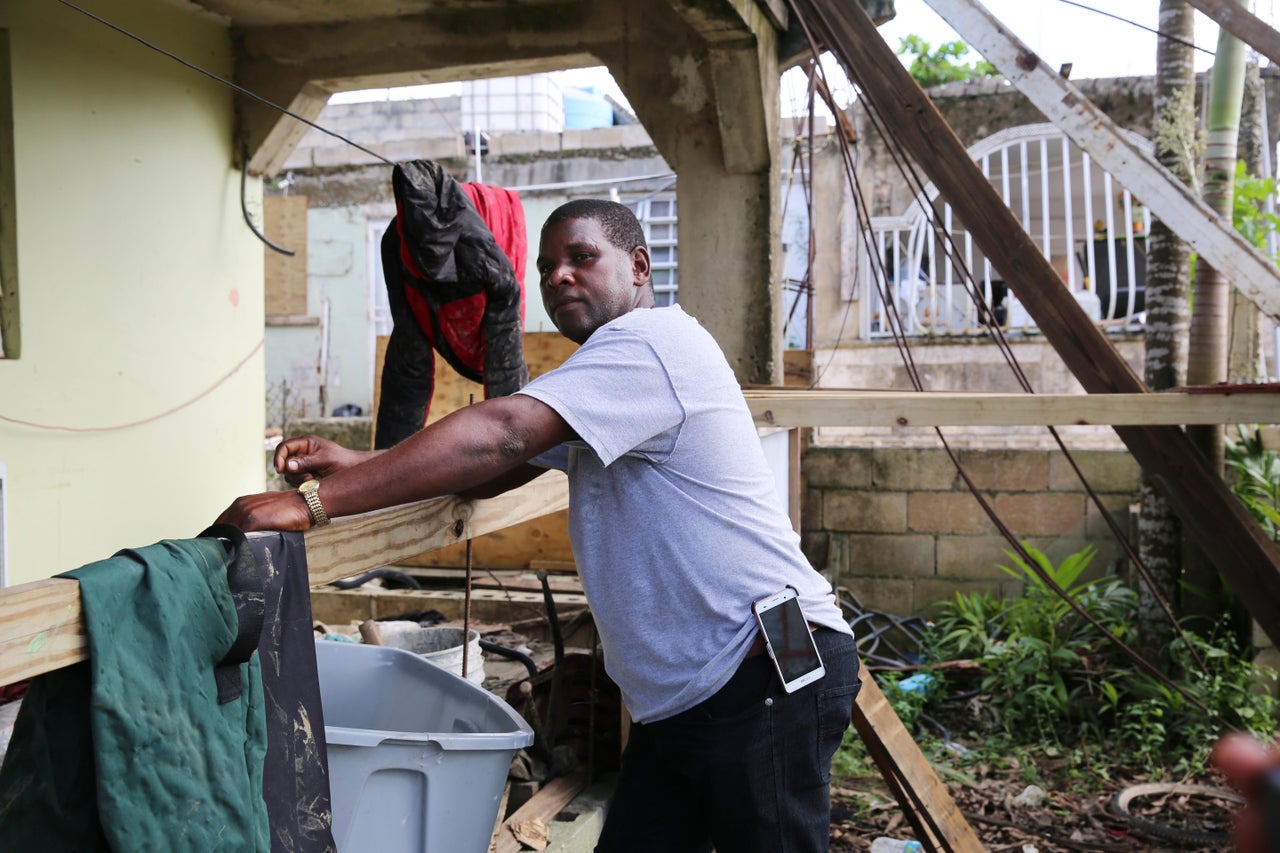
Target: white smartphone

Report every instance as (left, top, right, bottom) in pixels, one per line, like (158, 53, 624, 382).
(752, 586, 826, 693)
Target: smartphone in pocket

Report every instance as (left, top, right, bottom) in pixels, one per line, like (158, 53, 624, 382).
(752, 586, 826, 693)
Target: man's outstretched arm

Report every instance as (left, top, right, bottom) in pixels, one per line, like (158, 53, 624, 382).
(217, 394, 574, 531)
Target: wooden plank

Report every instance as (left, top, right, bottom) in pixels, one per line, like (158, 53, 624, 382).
(0, 474, 569, 686)
(852, 665, 983, 852)
(263, 195, 308, 317)
(0, 579, 87, 687)
(795, 0, 1280, 647)
(743, 389, 1280, 427)
(400, 511, 573, 570)
(309, 586, 587, 628)
(1186, 0, 1280, 68)
(926, 0, 1280, 323)
(493, 770, 590, 853)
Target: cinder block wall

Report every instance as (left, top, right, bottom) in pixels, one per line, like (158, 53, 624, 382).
(801, 446, 1142, 616)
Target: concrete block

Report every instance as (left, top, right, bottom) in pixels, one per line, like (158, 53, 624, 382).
(992, 492, 1087, 536)
(804, 487, 823, 529)
(871, 448, 959, 490)
(492, 131, 563, 156)
(1084, 496, 1137, 539)
(843, 577, 914, 617)
(1048, 449, 1142, 493)
(955, 449, 1050, 492)
(914, 578, 1007, 616)
(936, 535, 1014, 579)
(800, 531, 829, 572)
(803, 447, 871, 489)
(824, 491, 907, 533)
(907, 492, 993, 535)
(845, 534, 936, 578)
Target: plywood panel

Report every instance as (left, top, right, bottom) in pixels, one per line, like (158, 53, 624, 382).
(264, 195, 308, 317)
(373, 330, 580, 566)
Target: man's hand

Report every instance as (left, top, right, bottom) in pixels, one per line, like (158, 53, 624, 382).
(1210, 732, 1280, 852)
(274, 434, 374, 486)
(216, 490, 313, 532)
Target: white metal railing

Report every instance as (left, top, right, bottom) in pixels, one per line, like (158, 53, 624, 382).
(864, 124, 1154, 338)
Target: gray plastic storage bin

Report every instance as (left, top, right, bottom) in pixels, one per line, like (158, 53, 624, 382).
(315, 639, 535, 853)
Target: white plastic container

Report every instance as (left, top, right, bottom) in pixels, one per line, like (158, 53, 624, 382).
(376, 623, 486, 685)
(315, 640, 534, 852)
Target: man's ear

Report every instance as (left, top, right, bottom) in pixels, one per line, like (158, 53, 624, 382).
(631, 245, 652, 287)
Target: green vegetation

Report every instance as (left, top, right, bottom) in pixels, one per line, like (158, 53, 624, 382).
(1226, 424, 1280, 542)
(896, 35, 999, 89)
(832, 544, 1279, 790)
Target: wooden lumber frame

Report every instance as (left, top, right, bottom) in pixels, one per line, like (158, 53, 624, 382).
(925, 0, 1280, 323)
(744, 388, 1280, 428)
(1186, 0, 1280, 68)
(790, 0, 1280, 648)
(0, 472, 569, 687)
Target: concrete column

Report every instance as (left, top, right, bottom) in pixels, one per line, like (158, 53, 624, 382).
(601, 0, 782, 384)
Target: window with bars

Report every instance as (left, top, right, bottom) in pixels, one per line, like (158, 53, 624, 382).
(627, 195, 679, 306)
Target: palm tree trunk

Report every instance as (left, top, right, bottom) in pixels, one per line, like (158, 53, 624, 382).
(1185, 3, 1248, 625)
(1138, 0, 1196, 663)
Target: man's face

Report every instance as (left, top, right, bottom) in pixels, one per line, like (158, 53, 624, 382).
(537, 217, 652, 345)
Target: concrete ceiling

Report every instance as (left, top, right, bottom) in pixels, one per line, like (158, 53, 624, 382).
(184, 0, 572, 29)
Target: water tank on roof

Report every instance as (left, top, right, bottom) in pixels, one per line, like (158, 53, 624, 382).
(564, 87, 614, 129)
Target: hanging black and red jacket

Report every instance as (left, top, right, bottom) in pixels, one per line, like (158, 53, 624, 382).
(375, 159, 529, 448)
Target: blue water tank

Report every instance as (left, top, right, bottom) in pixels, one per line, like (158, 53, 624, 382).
(564, 87, 614, 129)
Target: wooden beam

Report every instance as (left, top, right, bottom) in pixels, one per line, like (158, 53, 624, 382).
(0, 474, 568, 687)
(790, 0, 1280, 646)
(1185, 0, 1280, 68)
(492, 770, 590, 853)
(925, 0, 1280, 323)
(743, 388, 1280, 427)
(852, 664, 985, 852)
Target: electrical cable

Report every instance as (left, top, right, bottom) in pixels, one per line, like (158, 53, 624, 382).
(0, 338, 263, 432)
(786, 0, 1218, 713)
(1051, 0, 1217, 57)
(54, 0, 395, 168)
(241, 143, 295, 256)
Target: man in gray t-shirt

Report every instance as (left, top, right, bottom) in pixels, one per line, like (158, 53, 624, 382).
(220, 200, 861, 852)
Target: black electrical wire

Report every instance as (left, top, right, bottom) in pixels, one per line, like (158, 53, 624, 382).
(54, 0, 395, 168)
(241, 143, 294, 256)
(1051, 0, 1217, 57)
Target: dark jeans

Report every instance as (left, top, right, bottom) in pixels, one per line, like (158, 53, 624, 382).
(595, 628, 861, 853)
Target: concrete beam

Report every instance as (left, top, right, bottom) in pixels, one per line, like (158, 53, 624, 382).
(234, 4, 625, 174)
(596, 0, 781, 383)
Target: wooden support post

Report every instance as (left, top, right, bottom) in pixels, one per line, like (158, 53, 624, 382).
(926, 0, 1280, 323)
(788, 0, 1280, 647)
(1186, 0, 1280, 68)
(852, 663, 984, 852)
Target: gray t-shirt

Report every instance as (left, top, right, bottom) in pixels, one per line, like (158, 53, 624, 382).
(518, 305, 851, 723)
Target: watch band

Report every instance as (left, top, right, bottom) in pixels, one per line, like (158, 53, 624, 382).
(298, 480, 330, 527)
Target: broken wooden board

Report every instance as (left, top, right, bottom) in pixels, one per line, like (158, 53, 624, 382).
(492, 770, 590, 853)
(852, 663, 984, 852)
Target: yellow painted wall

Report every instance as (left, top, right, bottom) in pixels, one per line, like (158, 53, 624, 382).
(0, 0, 264, 584)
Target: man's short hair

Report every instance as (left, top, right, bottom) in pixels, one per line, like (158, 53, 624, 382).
(544, 199, 648, 255)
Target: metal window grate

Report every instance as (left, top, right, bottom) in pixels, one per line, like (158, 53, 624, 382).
(626, 194, 679, 307)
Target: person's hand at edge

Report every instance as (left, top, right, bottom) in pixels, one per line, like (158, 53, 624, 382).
(215, 490, 312, 532)
(274, 434, 378, 486)
(1210, 732, 1280, 853)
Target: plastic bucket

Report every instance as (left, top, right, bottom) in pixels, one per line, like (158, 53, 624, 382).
(376, 623, 485, 685)
(315, 640, 534, 852)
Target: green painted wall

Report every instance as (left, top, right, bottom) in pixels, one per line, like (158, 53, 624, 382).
(0, 0, 264, 584)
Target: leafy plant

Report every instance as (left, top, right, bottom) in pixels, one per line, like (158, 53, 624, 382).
(896, 35, 999, 89)
(1226, 424, 1280, 542)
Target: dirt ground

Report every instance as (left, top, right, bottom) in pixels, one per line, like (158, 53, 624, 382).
(827, 762, 1241, 852)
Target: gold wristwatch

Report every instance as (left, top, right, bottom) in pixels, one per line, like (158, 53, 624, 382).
(297, 479, 330, 527)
